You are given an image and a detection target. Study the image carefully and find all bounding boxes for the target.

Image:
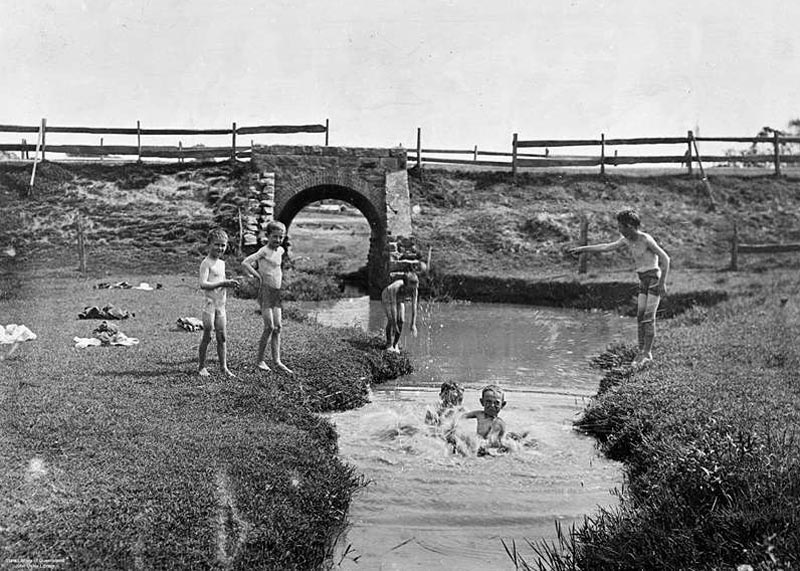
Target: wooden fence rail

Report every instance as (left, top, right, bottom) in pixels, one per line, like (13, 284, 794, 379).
(729, 220, 800, 270)
(0, 119, 329, 163)
(408, 127, 800, 177)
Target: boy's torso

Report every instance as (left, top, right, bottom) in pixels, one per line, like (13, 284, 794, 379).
(202, 257, 227, 306)
(256, 246, 283, 288)
(625, 233, 659, 273)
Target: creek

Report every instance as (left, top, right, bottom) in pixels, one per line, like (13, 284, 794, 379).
(302, 297, 635, 570)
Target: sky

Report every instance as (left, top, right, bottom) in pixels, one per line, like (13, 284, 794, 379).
(3, 0, 800, 153)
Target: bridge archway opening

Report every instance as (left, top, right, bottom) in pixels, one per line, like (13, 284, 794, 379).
(276, 184, 387, 296)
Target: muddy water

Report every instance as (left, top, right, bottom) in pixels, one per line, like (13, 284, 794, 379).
(303, 298, 635, 569)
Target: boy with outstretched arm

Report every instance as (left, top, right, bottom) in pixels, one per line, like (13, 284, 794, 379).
(381, 272, 419, 352)
(569, 209, 670, 366)
(242, 220, 293, 374)
(198, 228, 240, 377)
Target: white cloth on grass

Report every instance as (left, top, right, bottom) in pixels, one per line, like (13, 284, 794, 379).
(0, 324, 37, 344)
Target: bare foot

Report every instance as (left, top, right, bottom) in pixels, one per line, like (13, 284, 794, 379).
(222, 368, 236, 378)
(387, 346, 400, 354)
(257, 361, 271, 372)
(199, 368, 210, 377)
(275, 361, 294, 374)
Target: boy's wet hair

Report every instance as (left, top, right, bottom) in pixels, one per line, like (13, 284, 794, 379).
(208, 228, 228, 243)
(481, 384, 505, 401)
(403, 272, 419, 286)
(439, 381, 464, 407)
(616, 209, 641, 228)
(266, 220, 286, 236)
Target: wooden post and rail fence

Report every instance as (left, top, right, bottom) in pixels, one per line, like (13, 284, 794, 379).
(409, 127, 800, 177)
(0, 118, 330, 163)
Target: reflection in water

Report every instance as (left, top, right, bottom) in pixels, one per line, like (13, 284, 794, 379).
(305, 298, 635, 570)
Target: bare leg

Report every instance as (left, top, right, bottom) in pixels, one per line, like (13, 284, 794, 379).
(198, 311, 213, 375)
(640, 294, 661, 362)
(257, 308, 273, 371)
(215, 310, 234, 377)
(634, 293, 647, 364)
(271, 308, 293, 374)
(392, 303, 405, 351)
(383, 301, 394, 348)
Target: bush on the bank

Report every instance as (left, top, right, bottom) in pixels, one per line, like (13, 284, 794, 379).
(533, 290, 800, 570)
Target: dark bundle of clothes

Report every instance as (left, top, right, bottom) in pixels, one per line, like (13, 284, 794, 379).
(78, 305, 135, 320)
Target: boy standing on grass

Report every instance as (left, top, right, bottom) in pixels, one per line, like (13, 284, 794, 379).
(569, 209, 671, 366)
(198, 228, 240, 378)
(242, 220, 293, 374)
(381, 272, 419, 352)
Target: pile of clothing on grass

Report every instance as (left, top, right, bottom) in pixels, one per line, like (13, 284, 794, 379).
(73, 321, 139, 348)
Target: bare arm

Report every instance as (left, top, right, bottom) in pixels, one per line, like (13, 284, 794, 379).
(241, 250, 262, 281)
(409, 288, 418, 334)
(570, 237, 625, 254)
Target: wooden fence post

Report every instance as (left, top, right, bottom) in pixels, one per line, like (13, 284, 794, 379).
(28, 120, 45, 196)
(511, 133, 518, 182)
(773, 131, 781, 176)
(686, 130, 693, 175)
(178, 141, 183, 163)
(231, 122, 237, 161)
(20, 138, 26, 160)
(600, 133, 606, 175)
(416, 127, 423, 181)
(730, 219, 739, 271)
(325, 118, 329, 146)
(40, 118, 47, 161)
(237, 207, 244, 255)
(77, 216, 87, 273)
(137, 120, 142, 162)
(578, 216, 589, 274)
(473, 145, 478, 161)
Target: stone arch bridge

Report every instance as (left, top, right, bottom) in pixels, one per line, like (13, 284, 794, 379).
(244, 145, 419, 299)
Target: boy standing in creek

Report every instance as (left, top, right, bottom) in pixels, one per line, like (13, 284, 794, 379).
(570, 209, 670, 366)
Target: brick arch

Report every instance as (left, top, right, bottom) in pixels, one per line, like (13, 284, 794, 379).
(275, 181, 387, 299)
(250, 145, 412, 299)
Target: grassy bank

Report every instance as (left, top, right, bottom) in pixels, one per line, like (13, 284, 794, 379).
(506, 269, 800, 570)
(0, 271, 410, 569)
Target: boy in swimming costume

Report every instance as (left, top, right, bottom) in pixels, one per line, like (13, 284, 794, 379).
(198, 228, 240, 377)
(569, 209, 671, 366)
(381, 272, 419, 352)
(242, 220, 293, 374)
(461, 385, 507, 448)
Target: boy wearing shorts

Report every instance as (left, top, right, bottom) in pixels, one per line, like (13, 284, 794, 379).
(570, 209, 670, 366)
(242, 221, 293, 374)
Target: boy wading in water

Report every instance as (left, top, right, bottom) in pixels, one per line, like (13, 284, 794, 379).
(242, 221, 294, 374)
(198, 228, 240, 377)
(381, 272, 419, 352)
(570, 209, 670, 366)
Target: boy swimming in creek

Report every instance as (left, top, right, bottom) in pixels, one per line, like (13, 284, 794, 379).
(461, 385, 508, 452)
(424, 380, 466, 426)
